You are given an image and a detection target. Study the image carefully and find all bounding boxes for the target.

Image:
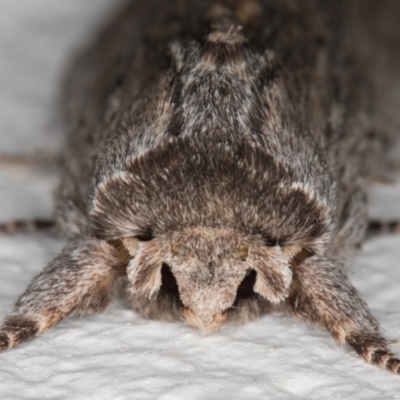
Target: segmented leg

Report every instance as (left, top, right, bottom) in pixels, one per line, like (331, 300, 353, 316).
(328, 188, 367, 267)
(387, 159, 400, 172)
(0, 239, 125, 350)
(0, 219, 56, 234)
(367, 220, 400, 236)
(287, 256, 400, 374)
(0, 154, 59, 168)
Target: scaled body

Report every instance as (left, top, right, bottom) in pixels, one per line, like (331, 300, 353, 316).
(1, 0, 400, 373)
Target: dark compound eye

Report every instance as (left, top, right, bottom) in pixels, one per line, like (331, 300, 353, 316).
(259, 232, 280, 247)
(264, 238, 279, 247)
(135, 229, 154, 242)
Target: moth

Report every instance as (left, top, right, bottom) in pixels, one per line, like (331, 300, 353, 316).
(1, 0, 400, 374)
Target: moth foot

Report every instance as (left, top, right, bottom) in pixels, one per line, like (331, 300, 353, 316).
(347, 333, 400, 374)
(0, 331, 10, 351)
(0, 315, 39, 350)
(371, 351, 400, 374)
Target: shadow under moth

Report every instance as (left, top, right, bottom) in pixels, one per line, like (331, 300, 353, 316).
(1, 0, 400, 374)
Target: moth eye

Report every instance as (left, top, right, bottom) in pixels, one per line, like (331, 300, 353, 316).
(135, 230, 154, 242)
(171, 244, 190, 257)
(259, 232, 283, 247)
(262, 237, 279, 247)
(232, 246, 249, 261)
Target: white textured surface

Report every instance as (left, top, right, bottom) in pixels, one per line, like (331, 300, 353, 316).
(0, 2, 400, 399)
(0, 0, 125, 155)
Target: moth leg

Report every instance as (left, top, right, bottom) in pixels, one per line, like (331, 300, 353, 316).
(387, 159, 400, 173)
(369, 175, 397, 185)
(328, 188, 367, 267)
(367, 220, 400, 236)
(0, 219, 56, 234)
(0, 239, 124, 350)
(0, 154, 59, 168)
(368, 159, 400, 184)
(287, 256, 400, 374)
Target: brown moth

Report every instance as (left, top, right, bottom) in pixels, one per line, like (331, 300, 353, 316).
(1, 0, 400, 374)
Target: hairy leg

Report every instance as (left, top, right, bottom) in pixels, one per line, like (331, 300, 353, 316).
(0, 219, 56, 234)
(287, 256, 400, 374)
(0, 154, 59, 168)
(328, 189, 367, 267)
(367, 220, 400, 236)
(0, 238, 125, 350)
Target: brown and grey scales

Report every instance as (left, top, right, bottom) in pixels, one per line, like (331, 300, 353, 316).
(58, 0, 399, 248)
(1, 0, 400, 374)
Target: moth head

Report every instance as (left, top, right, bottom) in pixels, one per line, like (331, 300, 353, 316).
(112, 228, 313, 333)
(163, 229, 251, 333)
